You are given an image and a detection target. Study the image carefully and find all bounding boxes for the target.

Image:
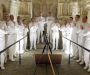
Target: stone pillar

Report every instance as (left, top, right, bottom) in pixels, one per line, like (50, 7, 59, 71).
(85, 0, 90, 24)
(10, 0, 20, 21)
(28, 0, 32, 18)
(71, 2, 80, 19)
(87, 10, 90, 24)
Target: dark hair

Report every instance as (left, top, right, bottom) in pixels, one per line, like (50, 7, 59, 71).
(70, 17, 73, 20)
(76, 15, 80, 18)
(84, 16, 88, 19)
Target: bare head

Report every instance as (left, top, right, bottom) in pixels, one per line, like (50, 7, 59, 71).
(23, 19, 27, 25)
(17, 16, 22, 22)
(10, 15, 14, 21)
(69, 17, 73, 23)
(82, 16, 88, 23)
(31, 17, 36, 23)
(75, 15, 80, 22)
(63, 20, 67, 26)
(4, 14, 10, 22)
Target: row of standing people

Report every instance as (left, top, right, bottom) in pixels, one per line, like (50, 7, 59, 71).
(61, 15, 90, 72)
(0, 12, 61, 70)
(29, 12, 61, 51)
(0, 14, 28, 70)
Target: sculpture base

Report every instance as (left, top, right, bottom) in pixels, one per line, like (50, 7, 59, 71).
(35, 54, 62, 64)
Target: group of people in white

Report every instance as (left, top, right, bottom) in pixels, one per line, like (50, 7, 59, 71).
(0, 14, 28, 70)
(61, 15, 90, 72)
(0, 11, 90, 73)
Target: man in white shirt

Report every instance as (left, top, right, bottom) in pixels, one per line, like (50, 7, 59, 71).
(4, 14, 16, 61)
(46, 12, 55, 42)
(73, 15, 81, 59)
(61, 20, 68, 51)
(29, 17, 38, 50)
(51, 19, 60, 50)
(15, 16, 25, 54)
(37, 12, 46, 43)
(80, 16, 90, 72)
(0, 19, 8, 69)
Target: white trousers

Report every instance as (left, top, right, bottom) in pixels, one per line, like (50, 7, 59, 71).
(84, 51, 90, 68)
(37, 30, 43, 43)
(7, 35, 16, 60)
(0, 39, 5, 68)
(30, 33, 37, 49)
(62, 37, 67, 51)
(84, 40, 90, 68)
(78, 45, 84, 62)
(16, 35, 24, 54)
(65, 35, 72, 54)
(52, 32, 59, 50)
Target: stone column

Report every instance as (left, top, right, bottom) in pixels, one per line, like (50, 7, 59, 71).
(85, 0, 90, 23)
(71, 2, 80, 19)
(10, 0, 20, 21)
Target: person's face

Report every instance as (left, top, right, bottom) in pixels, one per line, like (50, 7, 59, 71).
(17, 16, 21, 22)
(75, 16, 79, 21)
(23, 19, 27, 25)
(10, 15, 14, 21)
(64, 20, 67, 25)
(5, 15, 10, 21)
(69, 18, 73, 22)
(82, 17, 87, 23)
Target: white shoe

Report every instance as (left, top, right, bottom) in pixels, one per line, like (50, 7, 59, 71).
(84, 66, 88, 70)
(10, 59, 15, 61)
(76, 60, 80, 63)
(87, 69, 90, 72)
(79, 62, 84, 65)
(1, 66, 5, 70)
(30, 48, 32, 50)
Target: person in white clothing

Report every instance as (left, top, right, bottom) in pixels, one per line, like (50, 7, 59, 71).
(0, 21, 8, 69)
(80, 16, 90, 72)
(51, 19, 60, 50)
(4, 14, 16, 61)
(73, 15, 81, 59)
(23, 19, 28, 50)
(76, 16, 88, 64)
(15, 16, 25, 54)
(10, 15, 17, 57)
(46, 12, 55, 42)
(76, 25, 84, 64)
(64, 18, 73, 54)
(83, 27, 90, 72)
(37, 13, 46, 43)
(29, 18, 38, 50)
(61, 20, 68, 51)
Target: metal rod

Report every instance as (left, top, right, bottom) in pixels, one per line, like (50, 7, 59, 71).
(0, 35, 27, 54)
(19, 41, 21, 64)
(68, 41, 71, 64)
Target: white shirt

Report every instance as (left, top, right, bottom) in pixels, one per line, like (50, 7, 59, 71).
(15, 22, 24, 35)
(51, 23, 60, 33)
(29, 22, 38, 33)
(2, 21, 16, 35)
